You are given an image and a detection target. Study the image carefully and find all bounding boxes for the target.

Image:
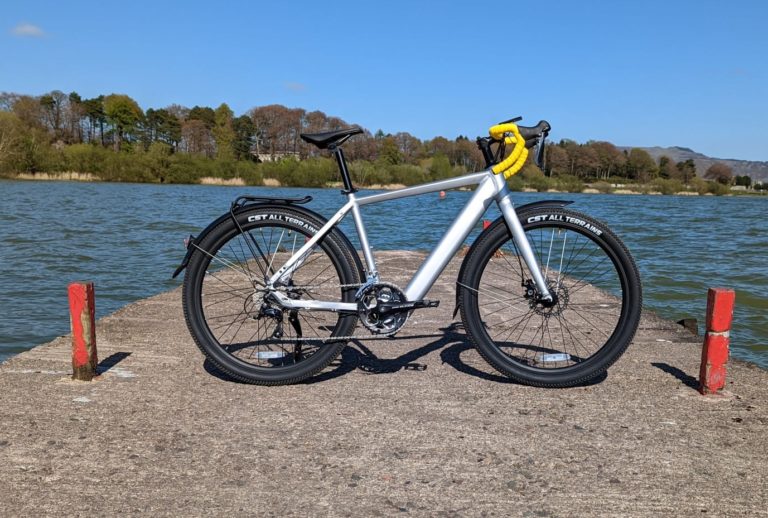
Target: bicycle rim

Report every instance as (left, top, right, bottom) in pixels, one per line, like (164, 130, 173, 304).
(470, 215, 636, 376)
(190, 215, 355, 371)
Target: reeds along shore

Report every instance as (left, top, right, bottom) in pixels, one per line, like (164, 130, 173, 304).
(4, 169, 759, 196)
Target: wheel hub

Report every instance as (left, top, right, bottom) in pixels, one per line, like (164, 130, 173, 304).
(526, 279, 569, 317)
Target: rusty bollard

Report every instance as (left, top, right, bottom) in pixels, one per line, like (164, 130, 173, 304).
(68, 282, 98, 381)
(699, 288, 735, 395)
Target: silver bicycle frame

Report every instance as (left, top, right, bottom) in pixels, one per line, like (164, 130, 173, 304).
(269, 168, 553, 311)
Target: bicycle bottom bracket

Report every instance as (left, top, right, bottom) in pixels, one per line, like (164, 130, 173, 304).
(357, 282, 409, 335)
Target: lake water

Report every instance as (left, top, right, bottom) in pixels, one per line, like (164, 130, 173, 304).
(1, 179, 766, 368)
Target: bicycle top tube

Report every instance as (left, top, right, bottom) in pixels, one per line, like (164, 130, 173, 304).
(351, 172, 489, 207)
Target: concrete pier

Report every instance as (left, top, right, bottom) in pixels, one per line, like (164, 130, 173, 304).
(1, 252, 766, 516)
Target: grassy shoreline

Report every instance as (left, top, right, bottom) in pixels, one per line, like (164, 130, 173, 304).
(3, 170, 766, 197)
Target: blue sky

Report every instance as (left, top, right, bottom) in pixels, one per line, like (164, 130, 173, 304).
(3, 0, 767, 160)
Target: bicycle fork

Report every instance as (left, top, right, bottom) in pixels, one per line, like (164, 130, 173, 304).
(493, 175, 554, 304)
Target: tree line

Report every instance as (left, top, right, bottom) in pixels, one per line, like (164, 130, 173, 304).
(0, 90, 753, 194)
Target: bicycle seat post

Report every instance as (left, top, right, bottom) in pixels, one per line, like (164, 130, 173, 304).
(329, 144, 357, 194)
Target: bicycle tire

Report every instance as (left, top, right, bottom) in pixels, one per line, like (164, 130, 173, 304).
(459, 207, 642, 387)
(182, 206, 361, 385)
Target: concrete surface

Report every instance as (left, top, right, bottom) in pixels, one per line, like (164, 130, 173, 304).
(1, 252, 766, 517)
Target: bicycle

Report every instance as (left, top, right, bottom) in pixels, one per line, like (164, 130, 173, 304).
(173, 117, 642, 387)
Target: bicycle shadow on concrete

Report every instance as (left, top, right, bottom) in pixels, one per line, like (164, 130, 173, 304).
(202, 329, 455, 384)
(203, 322, 606, 387)
(438, 323, 607, 386)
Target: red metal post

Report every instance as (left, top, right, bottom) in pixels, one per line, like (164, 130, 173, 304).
(68, 282, 98, 381)
(699, 288, 735, 395)
(482, 220, 491, 230)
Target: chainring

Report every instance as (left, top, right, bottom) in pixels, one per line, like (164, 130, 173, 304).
(357, 282, 409, 335)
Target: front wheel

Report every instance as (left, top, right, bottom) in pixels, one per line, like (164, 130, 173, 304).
(459, 208, 642, 387)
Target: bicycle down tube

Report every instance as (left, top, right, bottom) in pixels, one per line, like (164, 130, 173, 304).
(268, 169, 553, 311)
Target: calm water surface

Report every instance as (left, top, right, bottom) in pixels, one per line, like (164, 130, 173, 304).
(1, 180, 766, 367)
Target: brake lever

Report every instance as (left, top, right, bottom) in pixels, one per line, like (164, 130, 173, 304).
(494, 138, 506, 164)
(534, 131, 548, 169)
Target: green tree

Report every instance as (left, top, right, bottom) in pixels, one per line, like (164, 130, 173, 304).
(428, 153, 452, 180)
(103, 94, 143, 151)
(625, 148, 657, 182)
(0, 111, 22, 171)
(82, 96, 106, 145)
(39, 90, 67, 139)
(161, 110, 182, 149)
(188, 106, 216, 129)
(676, 159, 696, 184)
(146, 141, 173, 181)
(378, 136, 403, 165)
(212, 103, 236, 161)
(143, 108, 181, 149)
(12, 95, 45, 130)
(657, 155, 677, 179)
(232, 115, 256, 161)
(17, 125, 52, 173)
(67, 91, 84, 143)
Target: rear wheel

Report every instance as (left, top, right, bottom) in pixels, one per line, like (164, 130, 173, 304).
(459, 208, 642, 387)
(182, 207, 361, 385)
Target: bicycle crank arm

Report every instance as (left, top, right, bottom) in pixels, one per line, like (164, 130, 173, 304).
(375, 299, 439, 317)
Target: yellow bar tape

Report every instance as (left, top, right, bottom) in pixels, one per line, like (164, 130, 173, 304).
(488, 122, 529, 178)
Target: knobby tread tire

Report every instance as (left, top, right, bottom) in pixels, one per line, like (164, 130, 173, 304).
(458, 208, 642, 387)
(182, 206, 361, 385)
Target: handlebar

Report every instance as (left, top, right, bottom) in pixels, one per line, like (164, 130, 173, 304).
(480, 118, 550, 178)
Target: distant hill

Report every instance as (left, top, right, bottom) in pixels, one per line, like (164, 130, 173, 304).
(619, 146, 768, 182)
